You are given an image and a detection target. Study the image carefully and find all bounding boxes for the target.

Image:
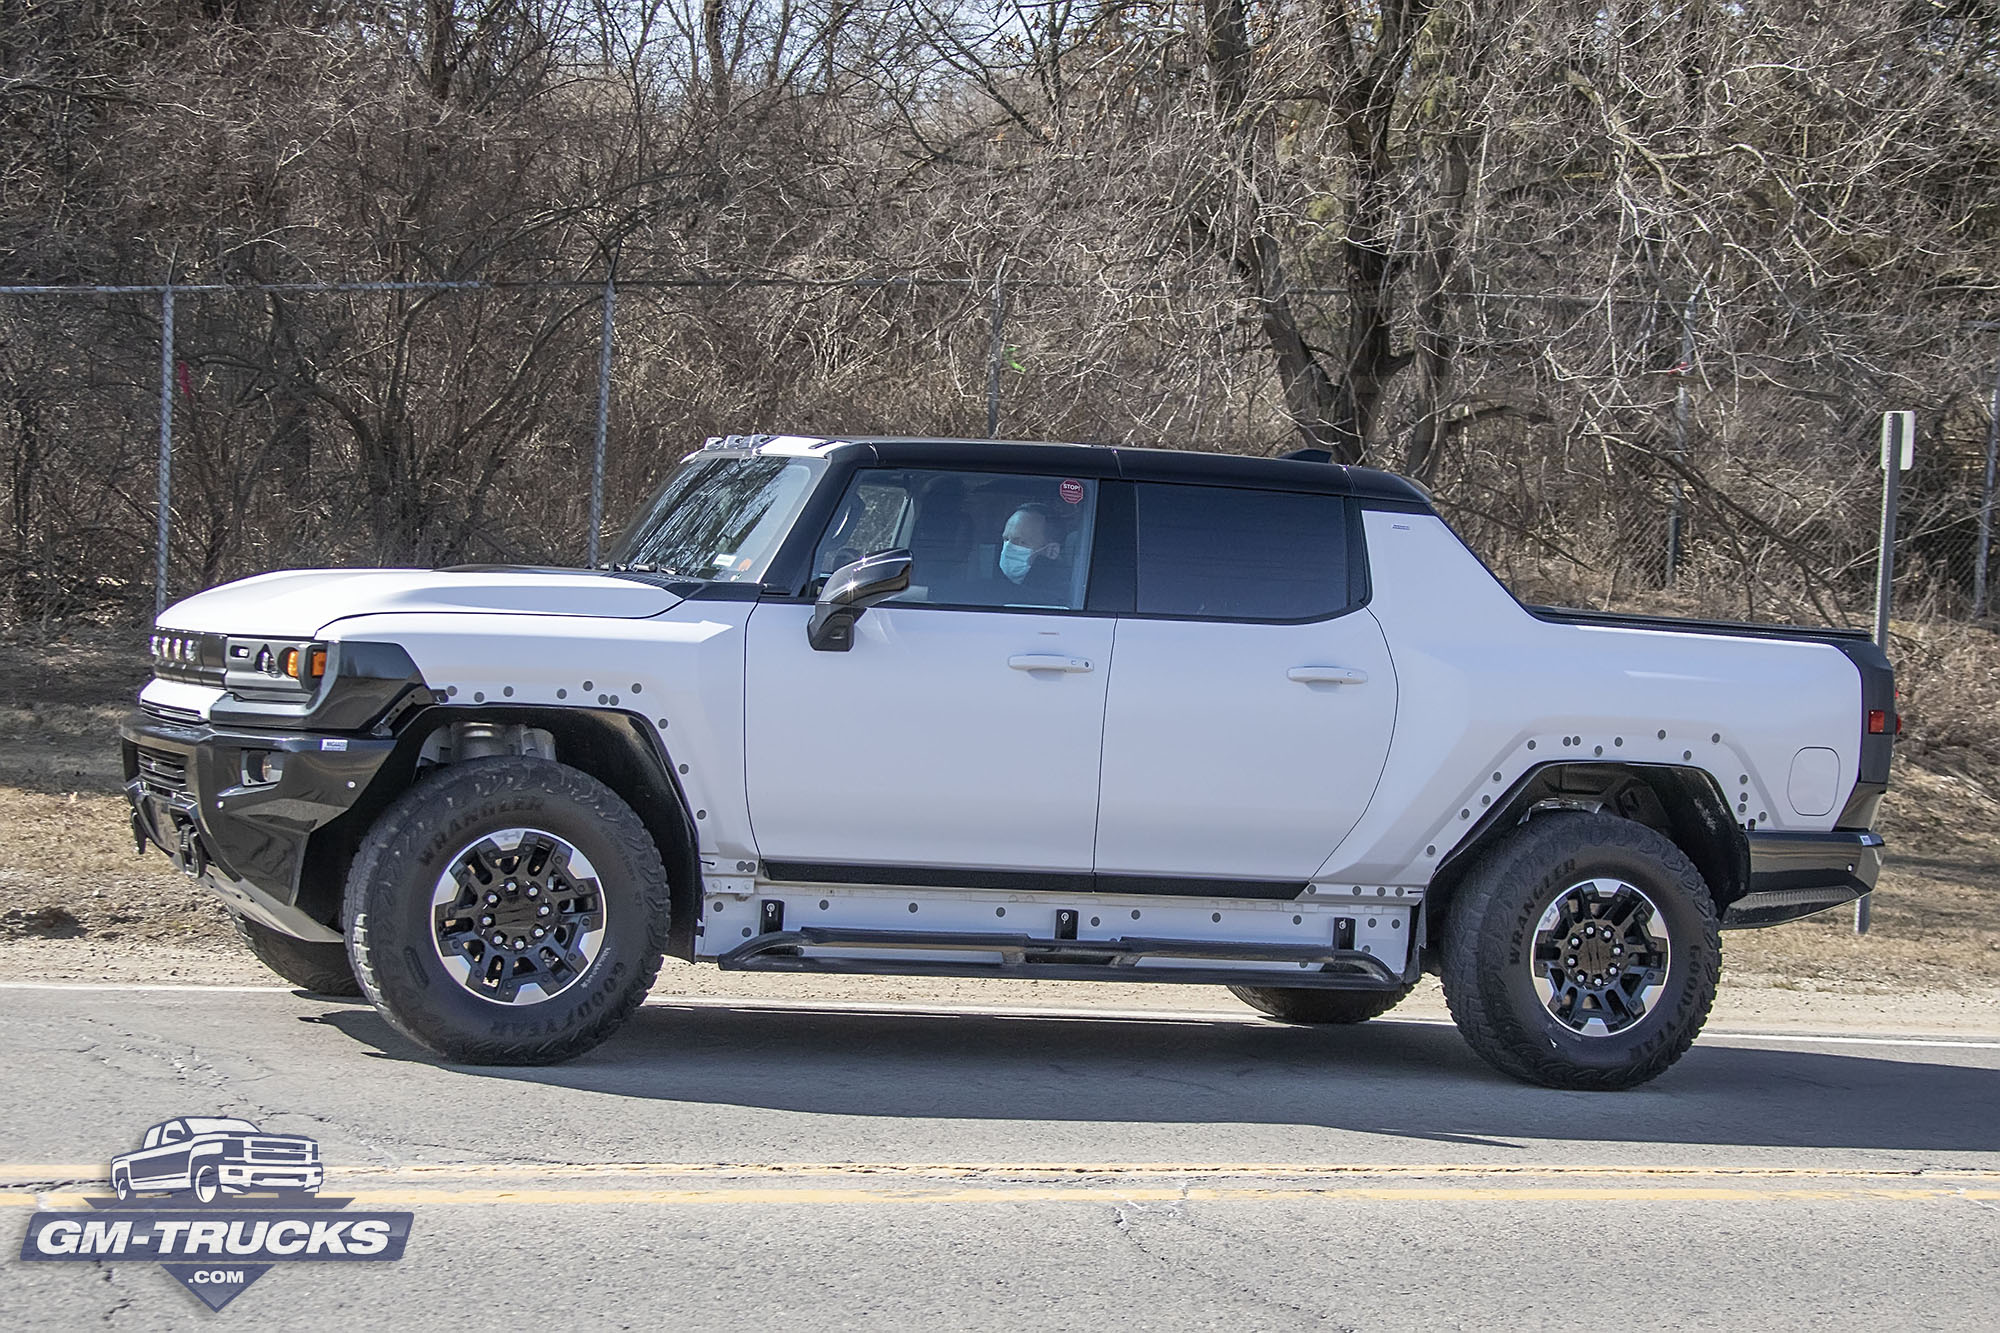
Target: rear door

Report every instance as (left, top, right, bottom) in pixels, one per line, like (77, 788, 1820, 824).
(1092, 483, 1398, 887)
(744, 466, 1113, 878)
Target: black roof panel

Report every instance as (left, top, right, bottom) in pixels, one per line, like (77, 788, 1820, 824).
(819, 437, 1433, 508)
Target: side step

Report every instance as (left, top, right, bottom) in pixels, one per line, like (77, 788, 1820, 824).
(715, 926, 1405, 990)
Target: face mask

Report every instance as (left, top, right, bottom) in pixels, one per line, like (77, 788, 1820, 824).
(999, 540, 1034, 583)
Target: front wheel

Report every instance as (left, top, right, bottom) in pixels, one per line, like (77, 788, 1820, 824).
(1440, 811, 1720, 1091)
(1228, 984, 1416, 1025)
(344, 756, 669, 1065)
(191, 1165, 220, 1204)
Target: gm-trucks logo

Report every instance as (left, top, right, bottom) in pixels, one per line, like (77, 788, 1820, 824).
(19, 1116, 412, 1311)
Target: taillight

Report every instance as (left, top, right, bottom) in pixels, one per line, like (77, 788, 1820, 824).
(1867, 710, 1887, 735)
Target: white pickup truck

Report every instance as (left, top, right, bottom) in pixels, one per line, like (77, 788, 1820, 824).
(123, 436, 1894, 1089)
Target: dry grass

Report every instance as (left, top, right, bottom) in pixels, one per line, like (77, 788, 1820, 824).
(2, 618, 1998, 991)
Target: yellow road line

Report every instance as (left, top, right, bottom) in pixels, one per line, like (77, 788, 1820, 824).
(8, 1162, 1999, 1186)
(7, 1184, 2000, 1208)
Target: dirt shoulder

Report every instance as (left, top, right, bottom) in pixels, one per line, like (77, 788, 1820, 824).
(3, 624, 1997, 1024)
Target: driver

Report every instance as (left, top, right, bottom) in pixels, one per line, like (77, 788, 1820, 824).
(997, 504, 1068, 597)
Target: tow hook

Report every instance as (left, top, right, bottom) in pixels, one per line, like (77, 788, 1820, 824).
(175, 825, 208, 878)
(131, 809, 149, 857)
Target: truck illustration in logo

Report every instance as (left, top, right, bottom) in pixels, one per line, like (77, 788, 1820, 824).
(109, 1117, 323, 1204)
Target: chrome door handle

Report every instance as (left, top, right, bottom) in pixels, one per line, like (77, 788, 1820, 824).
(1288, 666, 1368, 685)
(1009, 654, 1093, 673)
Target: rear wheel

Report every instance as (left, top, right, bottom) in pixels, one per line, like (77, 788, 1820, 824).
(345, 756, 668, 1065)
(1440, 811, 1720, 1091)
(1228, 984, 1415, 1025)
(231, 916, 360, 996)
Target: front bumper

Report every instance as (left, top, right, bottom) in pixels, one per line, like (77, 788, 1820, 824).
(122, 712, 399, 943)
(219, 1162, 324, 1191)
(1723, 830, 1885, 929)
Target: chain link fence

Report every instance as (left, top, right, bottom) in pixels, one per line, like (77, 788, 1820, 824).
(3, 275, 1997, 638)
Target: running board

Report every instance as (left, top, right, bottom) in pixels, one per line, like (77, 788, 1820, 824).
(715, 927, 1405, 990)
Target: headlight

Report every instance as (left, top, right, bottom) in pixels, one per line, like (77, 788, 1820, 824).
(222, 637, 328, 693)
(149, 630, 223, 683)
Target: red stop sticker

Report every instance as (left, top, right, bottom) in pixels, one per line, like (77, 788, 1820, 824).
(1059, 479, 1085, 505)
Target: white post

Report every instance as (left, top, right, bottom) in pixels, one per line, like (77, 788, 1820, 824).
(1859, 409, 1914, 935)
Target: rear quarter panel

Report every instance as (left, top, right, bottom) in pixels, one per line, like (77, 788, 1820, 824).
(1320, 511, 1863, 888)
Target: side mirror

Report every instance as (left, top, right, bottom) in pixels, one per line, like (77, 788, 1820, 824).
(808, 549, 913, 652)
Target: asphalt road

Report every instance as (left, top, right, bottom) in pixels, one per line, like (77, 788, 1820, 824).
(3, 982, 1997, 1330)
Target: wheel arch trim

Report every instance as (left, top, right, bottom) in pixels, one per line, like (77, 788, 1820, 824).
(1421, 761, 1745, 951)
(310, 704, 702, 959)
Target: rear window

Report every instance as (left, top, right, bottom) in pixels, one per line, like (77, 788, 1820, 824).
(1133, 484, 1352, 621)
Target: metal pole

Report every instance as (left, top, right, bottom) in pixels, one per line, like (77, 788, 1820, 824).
(1665, 292, 1697, 587)
(154, 285, 174, 615)
(587, 273, 616, 568)
(1859, 410, 1911, 935)
(1975, 339, 2000, 618)
(985, 258, 1008, 439)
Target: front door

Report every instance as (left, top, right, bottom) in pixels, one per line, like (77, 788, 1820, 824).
(744, 467, 1112, 877)
(1092, 483, 1399, 886)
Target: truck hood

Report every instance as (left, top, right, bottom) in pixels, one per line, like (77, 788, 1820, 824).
(154, 568, 683, 638)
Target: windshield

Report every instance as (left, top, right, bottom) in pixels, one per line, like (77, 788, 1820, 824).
(611, 454, 825, 582)
(183, 1118, 259, 1134)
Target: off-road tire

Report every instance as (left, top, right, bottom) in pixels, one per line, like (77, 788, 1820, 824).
(344, 756, 668, 1065)
(231, 915, 361, 996)
(1439, 811, 1720, 1091)
(1228, 984, 1416, 1025)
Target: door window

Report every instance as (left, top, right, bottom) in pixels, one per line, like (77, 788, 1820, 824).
(812, 469, 1098, 611)
(1133, 484, 1352, 621)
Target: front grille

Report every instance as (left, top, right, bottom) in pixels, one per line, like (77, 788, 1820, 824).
(245, 1139, 312, 1162)
(141, 701, 205, 726)
(135, 746, 189, 800)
